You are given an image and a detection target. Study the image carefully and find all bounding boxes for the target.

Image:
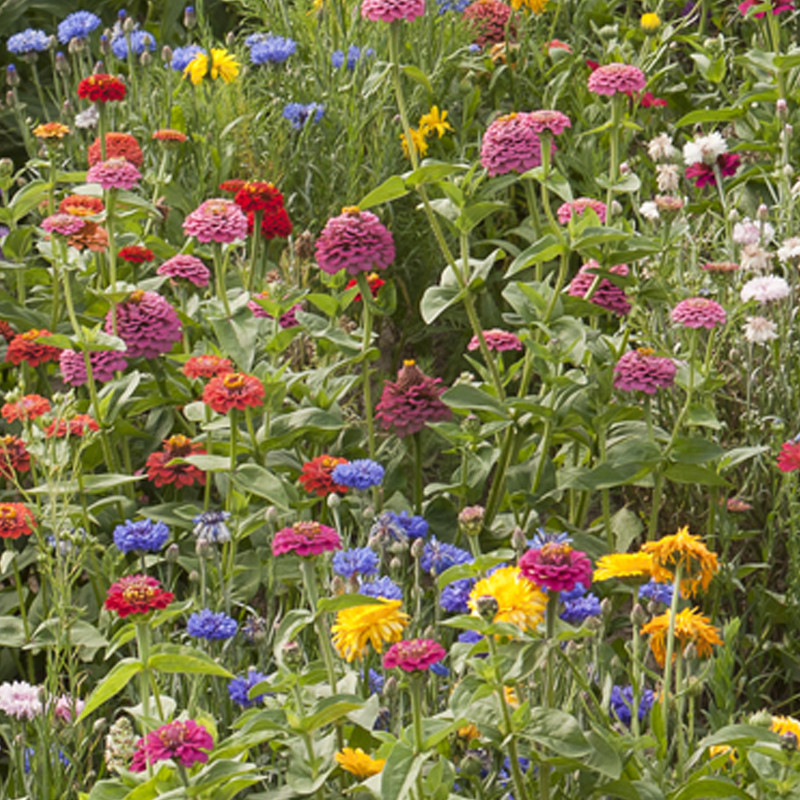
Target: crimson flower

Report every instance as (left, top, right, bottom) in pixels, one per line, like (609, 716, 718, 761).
(77, 74, 126, 103)
(145, 435, 206, 488)
(346, 272, 385, 301)
(685, 153, 740, 188)
(778, 438, 800, 472)
(1, 394, 51, 423)
(202, 372, 265, 413)
(382, 639, 446, 672)
(299, 455, 350, 497)
(104, 574, 174, 618)
(0, 435, 30, 477)
(130, 719, 213, 772)
(118, 245, 154, 263)
(44, 414, 99, 438)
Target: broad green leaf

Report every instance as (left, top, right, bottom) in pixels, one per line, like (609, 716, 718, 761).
(381, 742, 429, 800)
(0, 616, 26, 647)
(523, 707, 591, 757)
(420, 285, 463, 324)
(402, 64, 432, 92)
(148, 643, 233, 677)
(669, 777, 755, 800)
(442, 384, 509, 418)
(233, 463, 291, 508)
(664, 463, 729, 487)
(316, 594, 386, 612)
(299, 697, 364, 732)
(404, 162, 467, 189)
(505, 234, 566, 278)
(675, 107, 743, 127)
(358, 176, 409, 209)
(184, 454, 233, 472)
(78, 658, 144, 720)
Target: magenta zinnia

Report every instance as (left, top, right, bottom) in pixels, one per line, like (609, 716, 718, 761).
(670, 297, 727, 329)
(183, 198, 249, 244)
(272, 521, 342, 556)
(527, 109, 571, 136)
(157, 253, 210, 287)
(130, 719, 214, 772)
(375, 360, 452, 438)
(361, 0, 425, 22)
(382, 638, 447, 672)
(557, 197, 607, 224)
(519, 541, 593, 593)
(468, 328, 522, 352)
(105, 290, 182, 359)
(41, 213, 86, 237)
(315, 206, 395, 276)
(60, 348, 127, 385)
(480, 112, 542, 176)
(587, 63, 646, 96)
(86, 157, 142, 190)
(613, 348, 676, 394)
(568, 260, 631, 316)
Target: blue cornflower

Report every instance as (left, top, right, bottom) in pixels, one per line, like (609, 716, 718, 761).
(332, 45, 374, 70)
(282, 102, 325, 130)
(193, 510, 231, 544)
(369, 511, 406, 542)
(7, 29, 50, 56)
(366, 667, 384, 695)
(384, 510, 428, 543)
(638, 579, 673, 605)
(171, 44, 205, 72)
(57, 11, 102, 44)
(24, 747, 69, 774)
(113, 519, 169, 554)
(420, 537, 472, 575)
(430, 662, 449, 677)
(228, 667, 269, 707)
(111, 30, 156, 60)
(436, 0, 470, 12)
(458, 630, 483, 645)
(331, 459, 384, 490)
(331, 50, 345, 68)
(333, 546, 380, 579)
(241, 615, 267, 643)
(359, 576, 403, 601)
(610, 685, 655, 727)
(187, 608, 237, 640)
(528, 528, 572, 550)
(560, 582, 587, 602)
(440, 578, 475, 614)
(468, 43, 481, 53)
(249, 34, 297, 64)
(560, 594, 602, 624)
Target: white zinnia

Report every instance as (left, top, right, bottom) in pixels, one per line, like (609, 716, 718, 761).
(647, 133, 677, 162)
(656, 163, 680, 193)
(777, 236, 800, 263)
(682, 131, 727, 166)
(740, 275, 790, 303)
(640, 201, 659, 221)
(743, 316, 778, 344)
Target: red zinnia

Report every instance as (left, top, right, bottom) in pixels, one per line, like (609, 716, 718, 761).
(778, 439, 800, 472)
(104, 574, 174, 618)
(0, 503, 35, 539)
(0, 321, 15, 342)
(87, 133, 143, 167)
(272, 521, 342, 556)
(5, 329, 61, 367)
(519, 542, 593, 593)
(346, 272, 385, 301)
(77, 74, 126, 103)
(299, 455, 350, 497)
(145, 435, 206, 488)
(202, 372, 265, 413)
(219, 179, 247, 193)
(183, 354, 233, 379)
(130, 719, 214, 772)
(152, 128, 188, 143)
(234, 182, 294, 240)
(0, 435, 30, 477)
(44, 414, 99, 438)
(1, 394, 51, 423)
(59, 194, 105, 217)
(118, 245, 154, 263)
(383, 638, 446, 672)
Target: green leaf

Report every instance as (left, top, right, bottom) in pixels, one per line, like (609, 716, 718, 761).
(687, 404, 722, 429)
(441, 384, 509, 419)
(571, 227, 630, 250)
(669, 777, 755, 800)
(209, 314, 260, 372)
(299, 697, 364, 732)
(420, 285, 463, 324)
(316, 594, 386, 612)
(664, 463, 729, 487)
(358, 176, 409, 210)
(147, 643, 233, 677)
(675, 107, 743, 127)
(77, 658, 144, 721)
(184, 454, 233, 472)
(404, 162, 468, 189)
(455, 201, 506, 233)
(273, 609, 314, 665)
(719, 445, 769, 471)
(523, 707, 591, 757)
(670, 437, 725, 464)
(505, 234, 566, 277)
(401, 64, 433, 93)
(233, 464, 290, 508)
(87, 781, 129, 800)
(381, 742, 429, 800)
(0, 616, 26, 647)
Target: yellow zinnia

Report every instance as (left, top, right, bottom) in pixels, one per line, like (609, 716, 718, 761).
(593, 552, 654, 582)
(468, 566, 547, 633)
(771, 715, 800, 748)
(331, 600, 409, 662)
(335, 747, 386, 778)
(419, 106, 454, 138)
(641, 526, 719, 598)
(33, 122, 70, 140)
(640, 607, 722, 667)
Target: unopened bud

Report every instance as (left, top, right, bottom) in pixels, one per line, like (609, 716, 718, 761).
(27, 574, 39, 593)
(55, 52, 70, 74)
(410, 537, 425, 559)
(383, 677, 397, 698)
(362, 505, 375, 521)
(0, 158, 14, 179)
(727, 208, 739, 222)
(460, 751, 485, 776)
(69, 37, 86, 54)
(184, 5, 197, 29)
(620, 161, 630, 175)
(123, 17, 135, 33)
(161, 45, 173, 64)
(461, 414, 481, 436)
(783, 165, 793, 178)
(475, 594, 498, 622)
(226, 31, 236, 48)
(326, 493, 340, 510)
(99, 34, 110, 54)
(757, 203, 768, 220)
(610, 200, 622, 218)
(510, 527, 527, 553)
(92, 717, 107, 733)
(683, 641, 697, 660)
(264, 506, 279, 524)
(282, 640, 304, 670)
(5, 91, 14, 107)
(458, 505, 484, 537)
(195, 539, 210, 558)
(781, 731, 798, 752)
(631, 602, 648, 626)
(331, 575, 346, 595)
(188, 569, 199, 582)
(564, 640, 579, 657)
(389, 556, 402, 572)
(48, 35, 57, 51)
(777, 98, 788, 115)
(165, 543, 180, 563)
(62, 98, 73, 114)
(600, 597, 612, 618)
(140, 51, 151, 67)
(6, 65, 19, 88)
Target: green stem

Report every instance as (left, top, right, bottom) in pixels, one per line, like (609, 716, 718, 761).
(248, 211, 263, 293)
(660, 565, 682, 752)
(411, 432, 423, 515)
(214, 242, 233, 318)
(135, 622, 153, 733)
(356, 272, 376, 460)
(606, 94, 623, 224)
(300, 558, 339, 692)
(544, 592, 558, 707)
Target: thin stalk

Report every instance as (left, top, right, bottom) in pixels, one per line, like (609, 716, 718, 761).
(356, 272, 376, 459)
(660, 565, 682, 750)
(411, 432, 423, 515)
(605, 95, 623, 223)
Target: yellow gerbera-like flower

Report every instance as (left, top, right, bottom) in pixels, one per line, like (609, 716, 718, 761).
(771, 715, 800, 748)
(400, 127, 429, 159)
(468, 566, 547, 633)
(184, 52, 209, 85)
(419, 106, 454, 139)
(640, 12, 661, 30)
(593, 552, 654, 582)
(209, 48, 240, 83)
(641, 526, 719, 598)
(335, 747, 386, 778)
(640, 607, 722, 667)
(331, 599, 409, 662)
(510, 0, 548, 13)
(708, 744, 738, 763)
(33, 122, 70, 140)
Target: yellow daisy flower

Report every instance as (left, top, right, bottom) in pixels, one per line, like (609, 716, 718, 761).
(419, 106, 454, 138)
(184, 51, 209, 85)
(771, 715, 800, 748)
(331, 599, 409, 662)
(210, 48, 240, 83)
(640, 607, 722, 667)
(593, 552, 654, 582)
(510, 0, 548, 13)
(640, 12, 661, 30)
(400, 127, 429, 159)
(33, 122, 70, 140)
(468, 566, 547, 633)
(335, 747, 386, 778)
(641, 526, 719, 598)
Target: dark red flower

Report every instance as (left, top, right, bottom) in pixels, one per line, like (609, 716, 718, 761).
(219, 179, 247, 193)
(0, 503, 35, 539)
(202, 372, 265, 413)
(346, 272, 385, 301)
(1, 394, 51, 423)
(685, 153, 740, 188)
(104, 574, 174, 618)
(145, 435, 206, 488)
(183, 354, 233, 379)
(77, 74, 126, 103)
(87, 133, 143, 167)
(118, 245, 154, 263)
(383, 638, 446, 672)
(44, 414, 99, 438)
(299, 455, 350, 497)
(0, 321, 15, 343)
(5, 329, 61, 367)
(0, 435, 30, 477)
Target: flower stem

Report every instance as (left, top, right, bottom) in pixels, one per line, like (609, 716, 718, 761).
(660, 564, 682, 752)
(356, 272, 376, 460)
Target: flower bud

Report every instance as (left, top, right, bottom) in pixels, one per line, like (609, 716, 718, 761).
(188, 569, 199, 582)
(55, 52, 70, 74)
(630, 602, 648, 626)
(460, 750, 485, 776)
(195, 539, 210, 559)
(620, 161, 630, 175)
(777, 98, 788, 115)
(475, 594, 498, 622)
(389, 556, 402, 572)
(383, 676, 397, 698)
(264, 506, 279, 524)
(184, 5, 197, 30)
(610, 200, 622, 218)
(165, 543, 180, 563)
(510, 527, 527, 553)
(123, 17, 136, 33)
(458, 505, 484, 538)
(757, 203, 768, 220)
(282, 640, 304, 670)
(68, 37, 85, 54)
(162, 45, 173, 64)
(461, 414, 481, 436)
(99, 34, 110, 54)
(140, 51, 151, 67)
(48, 35, 57, 51)
(781, 731, 799, 752)
(0, 158, 14, 180)
(727, 208, 739, 222)
(331, 575, 346, 595)
(410, 537, 425, 560)
(6, 65, 19, 88)
(226, 31, 236, 48)
(326, 492, 340, 510)
(92, 717, 107, 733)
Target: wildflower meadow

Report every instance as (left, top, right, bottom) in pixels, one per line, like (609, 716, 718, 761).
(2, 0, 800, 797)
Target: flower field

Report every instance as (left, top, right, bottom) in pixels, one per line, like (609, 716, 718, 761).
(1, 0, 800, 797)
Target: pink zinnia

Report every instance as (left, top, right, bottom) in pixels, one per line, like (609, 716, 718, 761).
(777, 438, 800, 472)
(60, 348, 128, 385)
(568, 260, 631, 316)
(480, 112, 542, 176)
(361, 0, 425, 21)
(183, 198, 249, 244)
(685, 154, 740, 188)
(739, 0, 792, 15)
(375, 360, 452, 438)
(157, 254, 210, 288)
(86, 157, 142, 190)
(0, 681, 42, 721)
(130, 719, 214, 772)
(587, 63, 647, 96)
(613, 348, 676, 394)
(462, 0, 514, 46)
(248, 292, 303, 328)
(519, 542, 592, 593)
(527, 109, 571, 136)
(105, 290, 182, 359)
(383, 639, 447, 672)
(671, 297, 727, 329)
(557, 197, 607, 225)
(315, 206, 395, 276)
(468, 328, 522, 352)
(272, 521, 342, 556)
(41, 213, 86, 237)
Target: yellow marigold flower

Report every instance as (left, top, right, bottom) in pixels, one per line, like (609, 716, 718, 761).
(33, 122, 70, 139)
(510, 0, 547, 12)
(708, 744, 738, 762)
(468, 565, 547, 633)
(640, 607, 722, 667)
(210, 48, 240, 83)
(331, 599, 409, 662)
(594, 552, 654, 582)
(771, 715, 800, 748)
(419, 106, 454, 138)
(400, 127, 429, 159)
(184, 52, 209, 85)
(335, 747, 386, 778)
(641, 526, 719, 598)
(640, 12, 661, 30)
(458, 723, 481, 740)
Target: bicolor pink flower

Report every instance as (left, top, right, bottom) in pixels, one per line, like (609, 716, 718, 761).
(587, 63, 646, 96)
(86, 157, 142, 190)
(568, 260, 631, 316)
(42, 213, 86, 237)
(105, 290, 181, 359)
(557, 197, 607, 225)
(480, 112, 542, 176)
(685, 153, 740, 188)
(527, 109, 571, 136)
(468, 329, 523, 352)
(383, 639, 446, 672)
(130, 719, 214, 772)
(671, 297, 727, 329)
(182, 199, 248, 244)
(738, 0, 792, 15)
(60, 348, 128, 385)
(613, 349, 676, 394)
(462, 0, 514, 46)
(0, 681, 42, 721)
(519, 542, 592, 593)
(362, 0, 425, 20)
(272, 521, 342, 556)
(315, 207, 395, 276)
(157, 254, 210, 287)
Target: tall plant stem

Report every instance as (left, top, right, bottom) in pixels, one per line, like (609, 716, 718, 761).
(605, 94, 623, 224)
(356, 272, 377, 460)
(299, 558, 339, 693)
(411, 432, 423, 515)
(660, 565, 682, 751)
